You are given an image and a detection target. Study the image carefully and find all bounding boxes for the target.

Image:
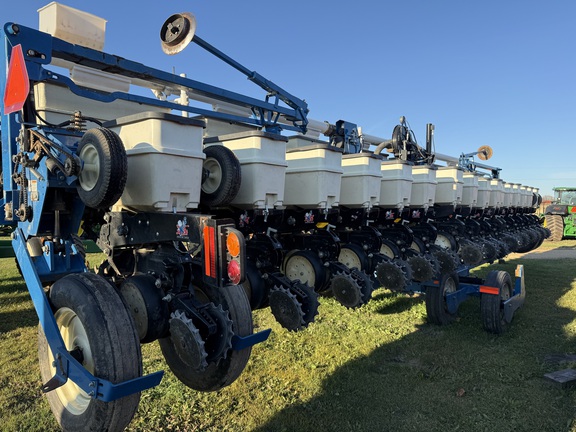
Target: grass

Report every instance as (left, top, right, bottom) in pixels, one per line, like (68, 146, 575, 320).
(1, 241, 576, 431)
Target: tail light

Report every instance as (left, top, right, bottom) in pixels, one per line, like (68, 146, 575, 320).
(224, 227, 245, 285)
(202, 219, 245, 287)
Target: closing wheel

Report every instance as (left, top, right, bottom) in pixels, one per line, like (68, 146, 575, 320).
(425, 272, 459, 325)
(201, 145, 241, 207)
(159, 283, 253, 392)
(481, 271, 513, 334)
(430, 245, 459, 275)
(406, 252, 435, 282)
(38, 273, 142, 432)
(269, 285, 305, 331)
(76, 128, 127, 209)
(373, 255, 408, 291)
(330, 271, 364, 309)
(283, 250, 327, 291)
(338, 243, 369, 271)
(457, 239, 484, 267)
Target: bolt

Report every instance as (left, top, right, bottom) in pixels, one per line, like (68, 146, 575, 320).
(89, 381, 96, 388)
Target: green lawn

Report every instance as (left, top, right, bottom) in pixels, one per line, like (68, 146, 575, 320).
(1, 242, 576, 431)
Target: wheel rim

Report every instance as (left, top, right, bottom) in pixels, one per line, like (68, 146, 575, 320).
(51, 307, 94, 415)
(501, 283, 511, 301)
(78, 143, 100, 192)
(285, 255, 316, 286)
(339, 247, 362, 269)
(410, 241, 422, 253)
(443, 276, 457, 296)
(435, 234, 452, 250)
(202, 157, 223, 194)
(379, 244, 395, 258)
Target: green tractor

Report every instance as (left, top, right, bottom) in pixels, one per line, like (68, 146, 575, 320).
(545, 187, 576, 241)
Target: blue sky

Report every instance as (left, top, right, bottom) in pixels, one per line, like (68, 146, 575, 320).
(5, 1, 575, 197)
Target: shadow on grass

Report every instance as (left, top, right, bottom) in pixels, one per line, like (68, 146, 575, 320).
(254, 258, 576, 432)
(0, 308, 37, 334)
(0, 277, 36, 333)
(371, 290, 423, 316)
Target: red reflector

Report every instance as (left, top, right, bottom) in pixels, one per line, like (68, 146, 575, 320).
(227, 260, 241, 285)
(571, 207, 576, 213)
(479, 285, 499, 295)
(4, 44, 30, 114)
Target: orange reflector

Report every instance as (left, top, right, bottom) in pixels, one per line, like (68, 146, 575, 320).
(203, 226, 217, 278)
(4, 44, 30, 114)
(227, 260, 241, 285)
(203, 226, 210, 276)
(479, 285, 499, 295)
(226, 231, 241, 258)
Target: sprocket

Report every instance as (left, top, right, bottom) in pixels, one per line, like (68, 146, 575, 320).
(168, 310, 208, 371)
(290, 281, 320, 328)
(406, 253, 435, 282)
(480, 239, 498, 263)
(269, 284, 306, 331)
(430, 245, 460, 275)
(202, 303, 234, 363)
(457, 239, 483, 266)
(373, 256, 408, 291)
(350, 267, 373, 304)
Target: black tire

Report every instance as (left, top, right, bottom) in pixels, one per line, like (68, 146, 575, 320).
(76, 128, 127, 209)
(283, 250, 328, 291)
(159, 283, 253, 392)
(481, 270, 513, 334)
(545, 215, 563, 241)
(201, 145, 241, 207)
(243, 261, 268, 310)
(38, 273, 142, 432)
(425, 272, 459, 325)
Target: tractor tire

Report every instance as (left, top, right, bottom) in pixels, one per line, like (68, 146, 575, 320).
(159, 283, 253, 392)
(38, 273, 142, 432)
(76, 128, 127, 209)
(481, 270, 513, 334)
(425, 272, 459, 326)
(201, 145, 241, 207)
(545, 215, 564, 241)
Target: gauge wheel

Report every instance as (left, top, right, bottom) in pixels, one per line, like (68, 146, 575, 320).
(283, 249, 327, 291)
(76, 128, 127, 209)
(481, 270, 513, 334)
(338, 243, 369, 271)
(38, 273, 142, 431)
(435, 231, 457, 251)
(425, 271, 459, 325)
(201, 145, 241, 207)
(379, 239, 400, 259)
